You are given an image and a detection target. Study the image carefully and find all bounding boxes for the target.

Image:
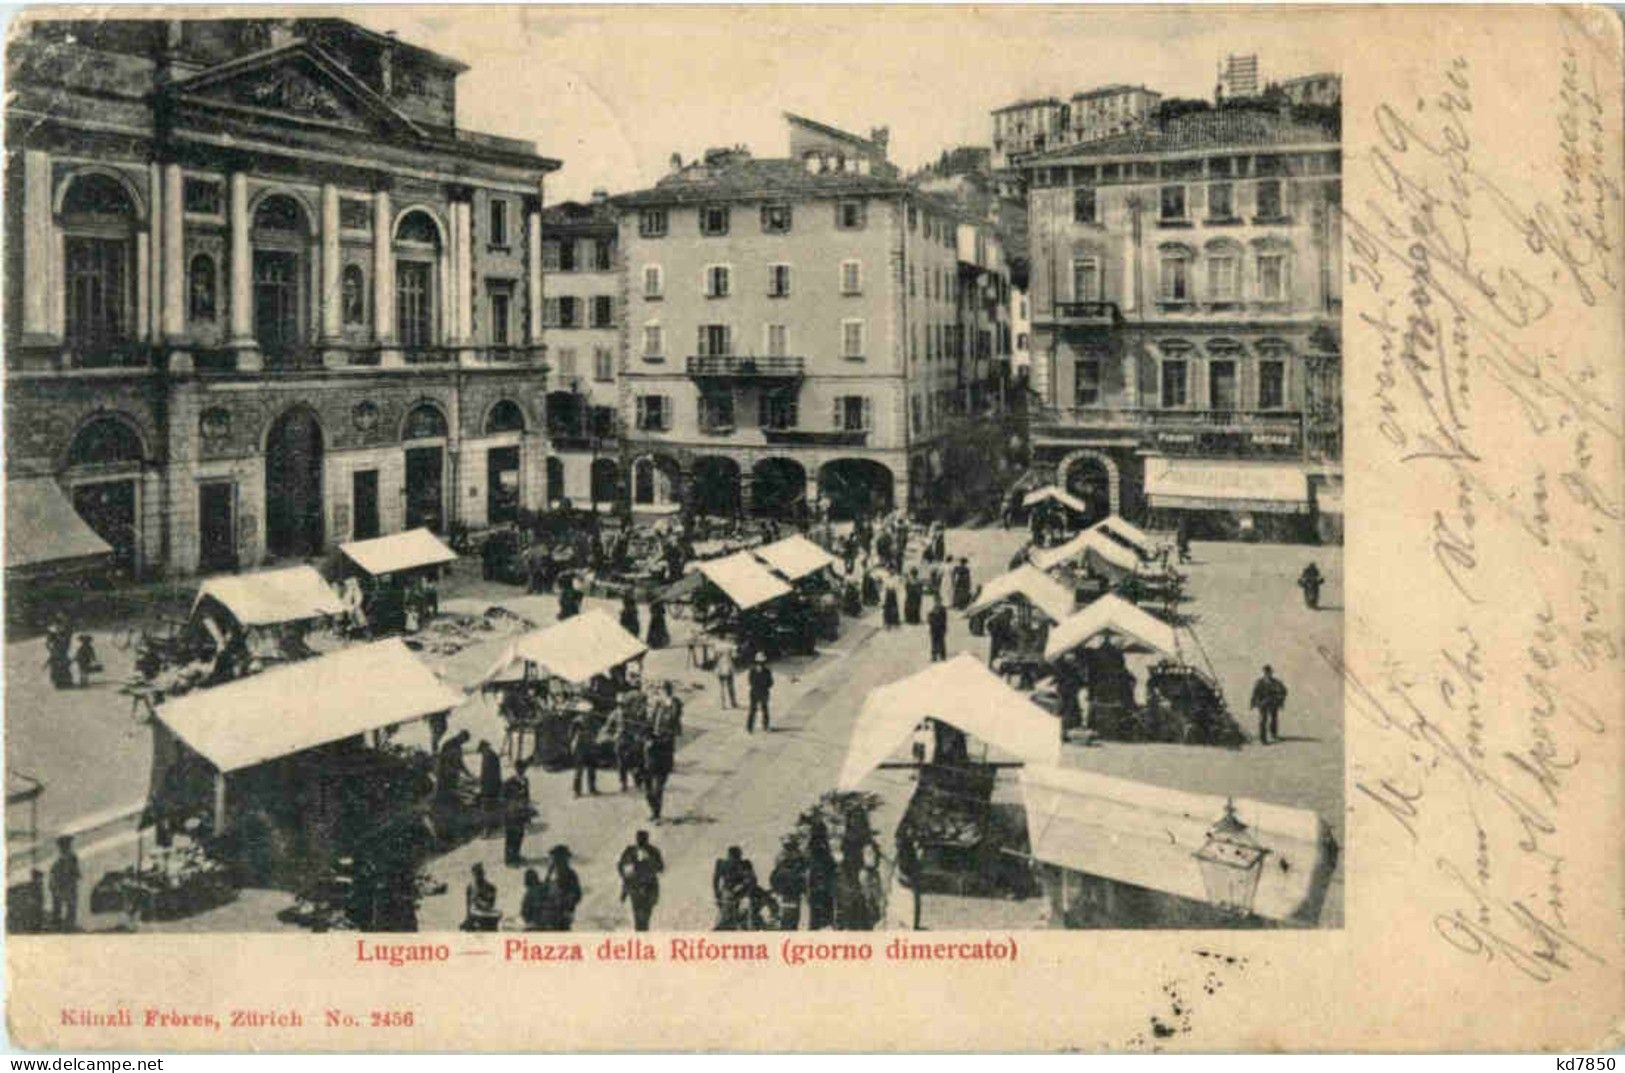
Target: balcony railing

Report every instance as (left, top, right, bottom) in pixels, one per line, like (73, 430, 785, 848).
(1032, 406, 1305, 435)
(763, 428, 869, 447)
(403, 346, 455, 365)
(686, 355, 806, 378)
(1039, 301, 1122, 327)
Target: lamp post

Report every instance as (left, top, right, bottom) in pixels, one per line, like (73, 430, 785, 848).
(1192, 798, 1270, 917)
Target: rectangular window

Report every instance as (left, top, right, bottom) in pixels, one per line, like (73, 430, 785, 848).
(765, 324, 789, 358)
(65, 237, 130, 346)
(1074, 359, 1102, 407)
(1206, 253, 1240, 301)
(541, 241, 561, 271)
(394, 260, 431, 348)
(1208, 182, 1235, 219)
(1256, 179, 1284, 219)
(761, 203, 793, 234)
(1160, 359, 1188, 408)
(911, 396, 922, 435)
(1072, 258, 1101, 301)
(908, 205, 918, 231)
(558, 240, 577, 272)
(1258, 252, 1287, 300)
(842, 319, 866, 360)
(642, 323, 664, 359)
(834, 395, 872, 431)
(593, 238, 613, 271)
(487, 282, 513, 345)
(908, 264, 916, 298)
(1159, 255, 1190, 302)
(489, 199, 509, 247)
(1258, 359, 1286, 409)
(340, 198, 371, 231)
(639, 208, 668, 238)
(768, 264, 791, 298)
(699, 392, 735, 431)
(704, 264, 731, 298)
(557, 296, 578, 328)
(760, 391, 798, 430)
(542, 297, 561, 328)
(1073, 187, 1097, 224)
(1210, 359, 1238, 411)
(593, 346, 614, 382)
(698, 323, 732, 357)
(183, 177, 222, 216)
(643, 265, 664, 299)
(840, 260, 862, 295)
(1160, 184, 1187, 221)
(635, 395, 670, 431)
(591, 295, 614, 328)
(556, 347, 578, 381)
(700, 205, 730, 236)
(836, 200, 866, 230)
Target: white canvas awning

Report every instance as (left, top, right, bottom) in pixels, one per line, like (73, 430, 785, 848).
(1090, 515, 1154, 557)
(192, 566, 345, 628)
(964, 565, 1076, 624)
(340, 527, 458, 576)
(1020, 763, 1337, 924)
(155, 639, 463, 773)
(752, 535, 838, 582)
(1144, 458, 1309, 514)
(481, 608, 648, 686)
(837, 654, 1060, 790)
(1045, 593, 1180, 660)
(694, 551, 793, 610)
(1032, 528, 1142, 576)
(5, 478, 113, 571)
(1022, 485, 1089, 514)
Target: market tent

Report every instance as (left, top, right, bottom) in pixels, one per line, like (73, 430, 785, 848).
(752, 535, 838, 582)
(1020, 763, 1337, 924)
(837, 654, 1060, 790)
(1143, 458, 1309, 514)
(154, 639, 463, 774)
(1045, 593, 1179, 661)
(5, 478, 113, 572)
(192, 566, 344, 628)
(1090, 515, 1155, 557)
(964, 565, 1076, 624)
(481, 608, 648, 686)
(339, 527, 457, 576)
(1032, 528, 1142, 576)
(658, 571, 705, 602)
(693, 551, 793, 610)
(1022, 485, 1089, 514)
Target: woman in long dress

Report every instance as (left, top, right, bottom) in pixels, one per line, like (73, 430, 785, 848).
(645, 598, 670, 649)
(881, 581, 901, 629)
(902, 569, 923, 625)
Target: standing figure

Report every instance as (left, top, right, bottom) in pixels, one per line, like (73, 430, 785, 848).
(557, 576, 583, 621)
(646, 597, 670, 649)
(881, 582, 901, 629)
(569, 708, 600, 797)
(609, 689, 647, 792)
(643, 684, 681, 822)
(805, 822, 838, 931)
(45, 622, 74, 690)
(903, 568, 923, 625)
(540, 846, 582, 931)
(502, 760, 533, 866)
(619, 593, 641, 639)
(1297, 562, 1325, 610)
(617, 830, 665, 932)
(895, 828, 922, 931)
(712, 846, 758, 930)
(463, 863, 500, 931)
(520, 868, 547, 930)
(433, 730, 472, 817)
(927, 596, 949, 663)
(746, 653, 774, 733)
(476, 739, 503, 835)
(1249, 665, 1289, 745)
(48, 835, 80, 932)
(714, 640, 739, 709)
(72, 634, 101, 688)
(950, 558, 973, 611)
(769, 836, 808, 931)
(1176, 521, 1193, 564)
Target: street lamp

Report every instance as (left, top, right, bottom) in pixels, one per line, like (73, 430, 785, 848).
(1192, 798, 1269, 916)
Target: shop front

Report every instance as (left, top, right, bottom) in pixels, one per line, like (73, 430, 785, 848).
(1142, 457, 1312, 543)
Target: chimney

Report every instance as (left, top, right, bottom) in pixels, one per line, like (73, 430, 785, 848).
(669, 152, 683, 172)
(869, 126, 890, 158)
(591, 188, 609, 205)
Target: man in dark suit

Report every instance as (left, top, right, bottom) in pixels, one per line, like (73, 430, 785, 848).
(746, 653, 774, 733)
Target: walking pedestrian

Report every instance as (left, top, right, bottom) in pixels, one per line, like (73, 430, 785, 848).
(1250, 665, 1289, 745)
(72, 634, 101, 688)
(950, 557, 973, 610)
(927, 596, 948, 662)
(1298, 562, 1325, 610)
(881, 581, 901, 629)
(712, 846, 758, 930)
(619, 593, 641, 639)
(1176, 520, 1193, 564)
(617, 830, 664, 932)
(714, 640, 739, 708)
(539, 846, 582, 931)
(569, 709, 600, 796)
(903, 568, 923, 625)
(746, 653, 774, 733)
(644, 685, 680, 822)
(476, 739, 502, 835)
(769, 836, 808, 931)
(45, 621, 73, 690)
(608, 687, 647, 792)
(48, 835, 80, 932)
(502, 760, 533, 866)
(646, 597, 670, 649)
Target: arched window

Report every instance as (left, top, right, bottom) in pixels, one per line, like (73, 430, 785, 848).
(403, 402, 448, 441)
(484, 399, 526, 435)
(189, 254, 217, 321)
(1157, 243, 1194, 304)
(341, 264, 366, 326)
(67, 415, 144, 468)
(252, 194, 311, 361)
(61, 174, 139, 351)
(394, 210, 442, 348)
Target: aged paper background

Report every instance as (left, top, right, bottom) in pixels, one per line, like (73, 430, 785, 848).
(5, 3, 1623, 1053)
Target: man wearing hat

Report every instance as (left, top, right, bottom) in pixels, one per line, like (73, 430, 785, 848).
(617, 830, 665, 932)
(48, 834, 80, 932)
(541, 845, 582, 931)
(746, 652, 775, 733)
(1249, 665, 1289, 745)
(501, 760, 534, 866)
(769, 836, 808, 931)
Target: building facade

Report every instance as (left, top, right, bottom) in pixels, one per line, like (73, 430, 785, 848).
(540, 194, 622, 509)
(5, 17, 559, 576)
(613, 116, 975, 520)
(1068, 85, 1162, 145)
(1278, 73, 1342, 108)
(1020, 107, 1342, 541)
(990, 98, 1067, 173)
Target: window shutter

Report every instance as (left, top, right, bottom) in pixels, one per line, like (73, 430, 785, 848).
(663, 395, 674, 430)
(697, 325, 707, 357)
(722, 325, 733, 355)
(862, 397, 873, 430)
(832, 398, 842, 429)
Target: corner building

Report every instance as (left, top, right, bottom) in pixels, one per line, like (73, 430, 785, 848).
(5, 18, 558, 576)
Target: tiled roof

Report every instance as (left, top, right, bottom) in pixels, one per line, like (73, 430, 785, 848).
(615, 158, 909, 207)
(541, 199, 619, 231)
(992, 96, 1064, 114)
(1021, 108, 1337, 164)
(783, 112, 878, 151)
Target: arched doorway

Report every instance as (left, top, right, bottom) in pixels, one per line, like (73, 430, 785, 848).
(692, 456, 742, 518)
(589, 458, 619, 508)
(402, 402, 449, 532)
(818, 458, 893, 521)
(265, 407, 324, 557)
(545, 390, 583, 443)
(751, 457, 805, 519)
(484, 400, 526, 525)
(632, 454, 681, 508)
(252, 194, 313, 365)
(64, 414, 145, 570)
(1062, 452, 1115, 525)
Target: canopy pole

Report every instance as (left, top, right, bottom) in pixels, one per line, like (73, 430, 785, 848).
(212, 773, 229, 834)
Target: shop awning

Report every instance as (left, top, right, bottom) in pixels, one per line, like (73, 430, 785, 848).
(5, 478, 113, 572)
(752, 535, 838, 582)
(1032, 529, 1141, 576)
(1020, 763, 1337, 925)
(1045, 593, 1180, 660)
(1022, 485, 1089, 514)
(1089, 515, 1154, 557)
(694, 551, 793, 610)
(1144, 458, 1309, 514)
(154, 639, 463, 773)
(837, 654, 1060, 790)
(964, 565, 1076, 624)
(340, 527, 458, 576)
(192, 566, 345, 628)
(481, 608, 648, 686)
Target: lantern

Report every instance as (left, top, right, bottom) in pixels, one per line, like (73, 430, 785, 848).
(1193, 798, 1269, 915)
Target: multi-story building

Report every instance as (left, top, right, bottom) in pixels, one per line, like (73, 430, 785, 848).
(1278, 73, 1342, 108)
(952, 212, 1013, 414)
(1217, 53, 1261, 99)
(990, 98, 1067, 173)
(1068, 85, 1162, 145)
(4, 17, 558, 577)
(539, 193, 622, 508)
(1020, 105, 1342, 542)
(612, 115, 970, 520)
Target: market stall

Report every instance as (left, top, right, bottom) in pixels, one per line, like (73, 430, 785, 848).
(1032, 526, 1183, 606)
(337, 528, 458, 634)
(690, 551, 803, 659)
(1021, 485, 1091, 544)
(5, 477, 115, 627)
(1020, 764, 1339, 928)
(479, 609, 648, 769)
(838, 655, 1060, 898)
(1088, 515, 1160, 561)
(964, 565, 1075, 685)
(144, 639, 463, 900)
(189, 565, 345, 676)
(752, 535, 843, 643)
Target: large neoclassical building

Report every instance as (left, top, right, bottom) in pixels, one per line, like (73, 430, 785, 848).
(4, 17, 558, 577)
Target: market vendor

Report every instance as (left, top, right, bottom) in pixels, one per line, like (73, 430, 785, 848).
(434, 730, 473, 811)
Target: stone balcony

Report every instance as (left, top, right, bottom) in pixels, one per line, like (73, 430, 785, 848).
(685, 355, 807, 380)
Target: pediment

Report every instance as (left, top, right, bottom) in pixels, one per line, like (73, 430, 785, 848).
(169, 43, 422, 140)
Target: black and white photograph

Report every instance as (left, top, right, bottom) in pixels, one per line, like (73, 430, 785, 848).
(5, 7, 1348, 941)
